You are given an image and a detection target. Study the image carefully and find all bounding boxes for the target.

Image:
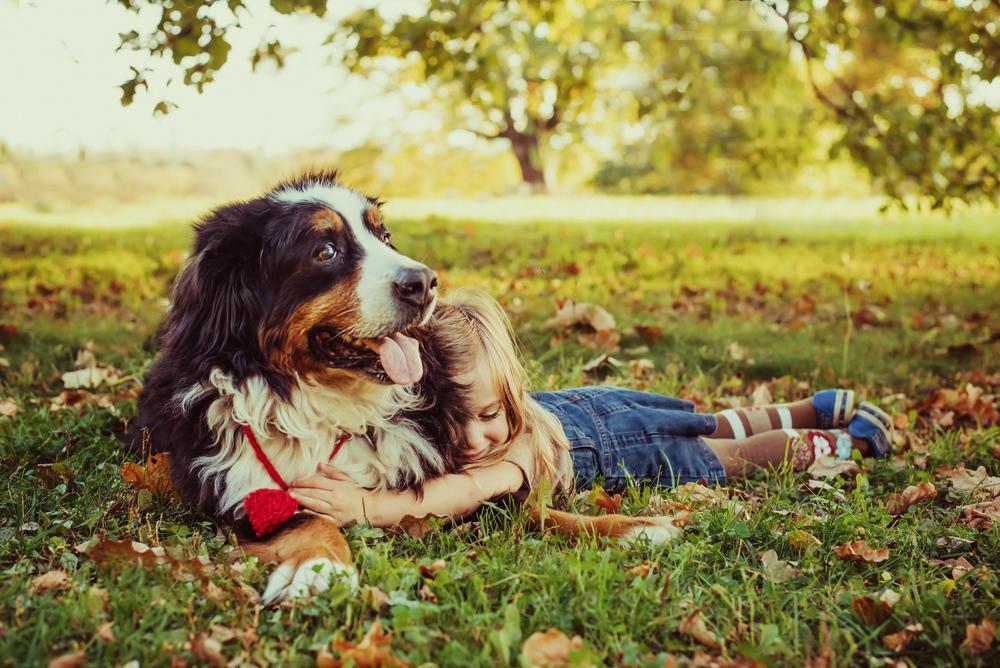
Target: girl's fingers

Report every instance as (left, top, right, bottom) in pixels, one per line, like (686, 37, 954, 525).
(289, 489, 336, 513)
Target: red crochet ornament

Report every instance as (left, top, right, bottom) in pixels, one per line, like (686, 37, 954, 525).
(239, 425, 350, 538)
(244, 487, 299, 537)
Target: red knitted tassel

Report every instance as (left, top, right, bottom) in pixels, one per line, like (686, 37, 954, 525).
(244, 488, 298, 537)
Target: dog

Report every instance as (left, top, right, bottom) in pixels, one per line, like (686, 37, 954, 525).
(130, 172, 473, 603)
(131, 172, 682, 604)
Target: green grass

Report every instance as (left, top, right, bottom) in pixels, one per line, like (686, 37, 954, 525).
(1, 200, 999, 666)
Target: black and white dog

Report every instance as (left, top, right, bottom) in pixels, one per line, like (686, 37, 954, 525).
(130, 172, 470, 603)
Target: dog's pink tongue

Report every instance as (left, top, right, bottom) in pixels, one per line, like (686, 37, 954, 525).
(376, 333, 423, 385)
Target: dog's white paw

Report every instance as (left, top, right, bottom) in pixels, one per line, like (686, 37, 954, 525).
(621, 516, 683, 546)
(261, 557, 359, 605)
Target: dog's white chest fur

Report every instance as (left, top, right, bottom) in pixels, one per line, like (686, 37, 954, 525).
(184, 369, 442, 517)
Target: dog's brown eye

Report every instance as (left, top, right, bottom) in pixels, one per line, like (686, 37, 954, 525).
(315, 242, 338, 262)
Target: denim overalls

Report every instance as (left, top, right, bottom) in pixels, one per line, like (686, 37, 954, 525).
(532, 386, 726, 492)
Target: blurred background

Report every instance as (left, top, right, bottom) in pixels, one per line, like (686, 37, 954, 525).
(1, 0, 997, 213)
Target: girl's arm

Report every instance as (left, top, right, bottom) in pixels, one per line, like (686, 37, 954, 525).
(289, 460, 525, 527)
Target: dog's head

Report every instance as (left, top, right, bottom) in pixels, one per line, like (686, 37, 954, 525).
(163, 171, 435, 393)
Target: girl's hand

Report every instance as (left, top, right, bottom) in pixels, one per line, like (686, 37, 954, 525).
(289, 464, 381, 526)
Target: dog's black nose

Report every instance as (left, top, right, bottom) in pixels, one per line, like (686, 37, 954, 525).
(393, 267, 437, 308)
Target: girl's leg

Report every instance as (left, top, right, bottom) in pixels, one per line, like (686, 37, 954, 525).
(709, 399, 817, 439)
(709, 389, 854, 438)
(706, 428, 870, 480)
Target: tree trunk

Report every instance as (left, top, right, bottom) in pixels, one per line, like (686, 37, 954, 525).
(506, 129, 547, 193)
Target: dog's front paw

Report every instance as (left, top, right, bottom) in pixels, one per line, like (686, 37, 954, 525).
(261, 557, 359, 605)
(621, 516, 684, 546)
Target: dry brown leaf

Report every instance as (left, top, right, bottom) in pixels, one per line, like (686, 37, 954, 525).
(592, 485, 622, 514)
(360, 585, 390, 611)
(928, 557, 977, 580)
(808, 456, 860, 480)
(47, 651, 86, 668)
(393, 514, 438, 539)
(93, 621, 115, 643)
(418, 583, 438, 604)
(61, 366, 114, 390)
(936, 464, 1000, 500)
(121, 453, 177, 500)
(521, 628, 590, 668)
(833, 540, 889, 564)
(882, 624, 923, 652)
(633, 325, 662, 345)
(916, 384, 999, 427)
(31, 569, 69, 594)
(320, 620, 412, 668)
(760, 549, 799, 583)
(787, 529, 822, 549)
(0, 398, 21, 417)
(544, 301, 620, 350)
(960, 618, 995, 656)
(886, 481, 938, 515)
(627, 560, 652, 578)
(678, 610, 721, 650)
(850, 596, 892, 625)
(191, 633, 226, 667)
(418, 558, 446, 578)
(960, 498, 1000, 531)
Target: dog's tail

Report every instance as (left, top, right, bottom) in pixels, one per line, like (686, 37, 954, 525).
(526, 505, 685, 546)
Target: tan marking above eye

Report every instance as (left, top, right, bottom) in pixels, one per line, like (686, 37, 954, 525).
(311, 209, 346, 233)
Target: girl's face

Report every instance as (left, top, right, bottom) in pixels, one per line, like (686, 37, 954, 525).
(456, 353, 510, 463)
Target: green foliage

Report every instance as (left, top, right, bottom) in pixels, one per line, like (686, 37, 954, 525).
(758, 0, 1000, 210)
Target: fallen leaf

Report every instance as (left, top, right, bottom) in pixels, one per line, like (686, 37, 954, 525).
(960, 498, 1000, 531)
(31, 569, 69, 594)
(750, 383, 773, 407)
(627, 560, 652, 578)
(678, 610, 720, 650)
(418, 583, 438, 603)
(393, 514, 439, 539)
(61, 367, 114, 390)
(882, 624, 923, 652)
(936, 464, 1000, 501)
(592, 485, 622, 514)
(418, 559, 446, 578)
(320, 620, 411, 668)
(191, 633, 226, 667)
(916, 384, 999, 428)
(850, 596, 892, 625)
(521, 628, 591, 667)
(93, 621, 115, 643)
(0, 323, 18, 343)
(725, 341, 749, 362)
(544, 302, 619, 350)
(360, 585, 390, 610)
(47, 651, 86, 668)
(808, 456, 860, 480)
(760, 549, 799, 583)
(833, 541, 889, 564)
(960, 618, 995, 656)
(120, 453, 177, 500)
(928, 557, 975, 580)
(0, 398, 21, 417)
(886, 481, 938, 515)
(633, 325, 662, 345)
(787, 529, 821, 549)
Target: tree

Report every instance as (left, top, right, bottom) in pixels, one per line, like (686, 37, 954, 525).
(117, 0, 999, 206)
(757, 0, 999, 210)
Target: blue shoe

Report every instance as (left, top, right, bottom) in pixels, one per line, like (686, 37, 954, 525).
(812, 389, 854, 429)
(848, 402, 894, 458)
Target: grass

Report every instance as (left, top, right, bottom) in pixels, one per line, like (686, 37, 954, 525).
(1, 198, 999, 666)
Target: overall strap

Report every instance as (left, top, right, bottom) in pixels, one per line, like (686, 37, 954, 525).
(242, 425, 351, 490)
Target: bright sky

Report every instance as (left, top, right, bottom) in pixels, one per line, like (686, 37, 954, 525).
(0, 0, 435, 155)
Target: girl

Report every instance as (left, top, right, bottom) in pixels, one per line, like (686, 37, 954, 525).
(289, 289, 893, 527)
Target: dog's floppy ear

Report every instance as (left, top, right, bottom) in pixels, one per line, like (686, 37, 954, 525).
(160, 200, 275, 384)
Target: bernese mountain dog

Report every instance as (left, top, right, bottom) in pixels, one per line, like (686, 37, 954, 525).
(129, 172, 472, 603)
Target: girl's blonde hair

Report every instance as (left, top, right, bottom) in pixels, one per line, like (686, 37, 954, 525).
(435, 287, 569, 487)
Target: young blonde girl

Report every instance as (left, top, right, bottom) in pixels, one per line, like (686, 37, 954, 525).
(289, 288, 893, 527)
